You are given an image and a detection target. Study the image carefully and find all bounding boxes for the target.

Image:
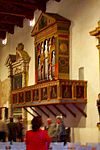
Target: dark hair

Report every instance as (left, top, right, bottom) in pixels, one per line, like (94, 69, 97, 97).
(10, 117, 13, 122)
(31, 116, 42, 131)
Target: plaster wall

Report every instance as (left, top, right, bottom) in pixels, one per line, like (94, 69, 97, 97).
(0, 0, 100, 144)
(46, 0, 100, 143)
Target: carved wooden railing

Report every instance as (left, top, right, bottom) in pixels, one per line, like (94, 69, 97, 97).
(11, 79, 87, 108)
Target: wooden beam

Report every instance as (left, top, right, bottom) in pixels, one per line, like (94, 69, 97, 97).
(36, 106, 49, 117)
(0, 24, 14, 34)
(0, 31, 6, 39)
(0, 20, 23, 28)
(4, 1, 36, 10)
(0, 0, 48, 14)
(0, 6, 34, 19)
(53, 105, 66, 117)
(73, 104, 87, 117)
(0, 15, 23, 27)
(0, 11, 25, 18)
(23, 107, 35, 117)
(35, 0, 46, 11)
(0, 0, 41, 8)
(63, 104, 76, 117)
(30, 107, 41, 116)
(45, 105, 57, 117)
(55, 0, 61, 2)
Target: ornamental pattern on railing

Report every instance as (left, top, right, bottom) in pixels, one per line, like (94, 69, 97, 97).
(12, 79, 87, 105)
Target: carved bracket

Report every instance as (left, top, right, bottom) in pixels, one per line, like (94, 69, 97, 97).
(53, 105, 66, 117)
(36, 106, 49, 117)
(30, 107, 41, 116)
(23, 107, 34, 117)
(63, 104, 76, 117)
(73, 104, 87, 117)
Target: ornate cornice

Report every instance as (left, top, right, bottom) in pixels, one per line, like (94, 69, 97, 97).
(90, 21, 100, 36)
(90, 21, 100, 50)
(90, 27, 100, 36)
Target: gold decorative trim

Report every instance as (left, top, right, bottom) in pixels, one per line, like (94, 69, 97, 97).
(97, 122, 100, 130)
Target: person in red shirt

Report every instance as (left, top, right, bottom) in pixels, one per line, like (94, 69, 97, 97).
(26, 116, 51, 150)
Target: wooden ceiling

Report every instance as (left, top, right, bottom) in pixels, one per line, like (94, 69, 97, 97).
(0, 0, 61, 39)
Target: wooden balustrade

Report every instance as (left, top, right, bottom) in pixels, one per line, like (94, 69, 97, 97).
(11, 79, 87, 108)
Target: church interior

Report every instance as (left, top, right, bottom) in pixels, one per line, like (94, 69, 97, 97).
(0, 0, 100, 147)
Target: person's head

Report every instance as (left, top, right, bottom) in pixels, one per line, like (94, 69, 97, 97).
(17, 43, 24, 51)
(17, 116, 22, 122)
(98, 93, 100, 99)
(47, 118, 52, 125)
(10, 117, 13, 122)
(56, 116, 63, 124)
(31, 116, 42, 131)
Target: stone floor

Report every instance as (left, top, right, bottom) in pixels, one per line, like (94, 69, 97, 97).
(0, 142, 100, 150)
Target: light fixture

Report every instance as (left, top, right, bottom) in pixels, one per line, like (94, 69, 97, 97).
(2, 37, 7, 45)
(29, 18, 35, 27)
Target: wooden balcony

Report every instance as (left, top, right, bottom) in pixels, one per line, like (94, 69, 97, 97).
(11, 79, 87, 108)
(11, 79, 87, 118)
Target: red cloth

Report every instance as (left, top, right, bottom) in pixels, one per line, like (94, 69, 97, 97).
(26, 129, 51, 150)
